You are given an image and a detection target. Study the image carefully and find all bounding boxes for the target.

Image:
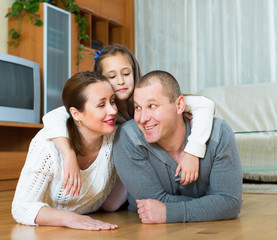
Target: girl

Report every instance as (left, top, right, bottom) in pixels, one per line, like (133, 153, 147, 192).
(12, 72, 126, 230)
(43, 44, 214, 197)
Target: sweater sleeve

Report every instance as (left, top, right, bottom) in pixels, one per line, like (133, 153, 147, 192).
(12, 133, 56, 225)
(184, 95, 215, 158)
(42, 106, 69, 139)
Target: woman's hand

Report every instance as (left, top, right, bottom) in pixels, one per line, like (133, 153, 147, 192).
(65, 213, 118, 231)
(36, 207, 118, 230)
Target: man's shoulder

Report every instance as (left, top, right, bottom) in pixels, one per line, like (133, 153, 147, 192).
(210, 117, 234, 143)
(115, 119, 143, 141)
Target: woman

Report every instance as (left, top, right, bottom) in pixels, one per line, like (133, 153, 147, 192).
(12, 72, 127, 230)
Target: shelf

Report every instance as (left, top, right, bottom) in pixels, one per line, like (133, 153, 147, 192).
(0, 121, 43, 129)
(0, 152, 27, 180)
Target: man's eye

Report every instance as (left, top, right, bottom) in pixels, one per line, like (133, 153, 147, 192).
(111, 99, 116, 105)
(98, 104, 105, 108)
(150, 104, 157, 108)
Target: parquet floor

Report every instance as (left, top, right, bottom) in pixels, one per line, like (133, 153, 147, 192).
(0, 190, 276, 240)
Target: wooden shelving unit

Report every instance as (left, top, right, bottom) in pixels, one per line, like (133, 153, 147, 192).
(2, 0, 134, 191)
(73, 0, 134, 73)
(0, 122, 43, 191)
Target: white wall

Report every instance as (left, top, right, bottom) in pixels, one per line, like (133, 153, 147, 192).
(0, 0, 15, 53)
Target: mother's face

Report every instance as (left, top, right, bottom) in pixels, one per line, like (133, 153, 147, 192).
(75, 81, 118, 135)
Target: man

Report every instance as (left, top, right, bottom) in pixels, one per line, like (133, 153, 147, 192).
(113, 70, 242, 223)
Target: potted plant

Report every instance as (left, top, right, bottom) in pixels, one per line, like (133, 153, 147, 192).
(6, 0, 88, 64)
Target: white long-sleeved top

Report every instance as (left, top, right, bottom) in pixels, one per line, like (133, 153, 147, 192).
(12, 129, 116, 226)
(43, 96, 214, 158)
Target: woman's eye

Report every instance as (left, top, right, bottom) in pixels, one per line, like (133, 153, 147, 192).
(98, 104, 105, 108)
(111, 99, 116, 105)
(123, 72, 130, 76)
(150, 104, 157, 108)
(135, 106, 141, 110)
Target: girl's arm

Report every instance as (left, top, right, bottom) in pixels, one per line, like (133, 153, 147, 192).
(42, 106, 80, 196)
(184, 95, 215, 158)
(175, 95, 215, 185)
(42, 106, 69, 139)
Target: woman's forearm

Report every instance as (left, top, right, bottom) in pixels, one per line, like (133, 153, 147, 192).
(35, 206, 118, 230)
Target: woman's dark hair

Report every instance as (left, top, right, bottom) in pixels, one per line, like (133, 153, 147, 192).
(94, 44, 141, 118)
(62, 71, 109, 155)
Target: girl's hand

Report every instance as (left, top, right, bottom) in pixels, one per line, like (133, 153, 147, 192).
(50, 137, 81, 197)
(175, 152, 199, 186)
(63, 152, 81, 197)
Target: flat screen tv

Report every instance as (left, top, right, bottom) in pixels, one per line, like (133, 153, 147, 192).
(0, 53, 40, 124)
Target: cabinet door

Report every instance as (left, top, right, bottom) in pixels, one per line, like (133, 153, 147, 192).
(78, 48, 95, 72)
(75, 0, 101, 14)
(101, 0, 125, 25)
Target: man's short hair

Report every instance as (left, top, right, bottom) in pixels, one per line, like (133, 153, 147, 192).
(136, 70, 182, 103)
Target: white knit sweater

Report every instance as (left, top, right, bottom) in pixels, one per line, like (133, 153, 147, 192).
(12, 129, 116, 226)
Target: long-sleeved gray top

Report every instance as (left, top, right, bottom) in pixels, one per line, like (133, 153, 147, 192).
(113, 117, 242, 223)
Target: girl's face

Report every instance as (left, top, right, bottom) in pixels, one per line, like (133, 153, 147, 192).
(76, 81, 117, 136)
(101, 53, 135, 102)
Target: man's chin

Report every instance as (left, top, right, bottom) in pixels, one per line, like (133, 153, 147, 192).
(144, 134, 158, 143)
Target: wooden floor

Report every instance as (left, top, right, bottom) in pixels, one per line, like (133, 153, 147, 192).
(0, 191, 277, 240)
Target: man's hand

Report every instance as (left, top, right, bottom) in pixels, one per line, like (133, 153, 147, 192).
(136, 199, 166, 224)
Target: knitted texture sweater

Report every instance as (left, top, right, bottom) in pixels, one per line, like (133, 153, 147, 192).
(12, 129, 116, 226)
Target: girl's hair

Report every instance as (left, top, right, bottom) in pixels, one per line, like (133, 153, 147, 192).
(62, 71, 109, 155)
(94, 44, 141, 118)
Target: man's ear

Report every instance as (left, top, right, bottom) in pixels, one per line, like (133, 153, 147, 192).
(69, 107, 81, 121)
(175, 95, 186, 114)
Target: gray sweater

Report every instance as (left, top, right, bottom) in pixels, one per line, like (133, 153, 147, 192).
(113, 118, 242, 223)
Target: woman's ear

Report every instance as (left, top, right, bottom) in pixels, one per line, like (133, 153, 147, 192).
(69, 107, 81, 122)
(175, 95, 186, 114)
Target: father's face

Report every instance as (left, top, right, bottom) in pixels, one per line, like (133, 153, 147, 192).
(134, 81, 179, 144)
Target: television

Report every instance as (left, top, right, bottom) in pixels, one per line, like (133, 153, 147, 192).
(0, 53, 40, 124)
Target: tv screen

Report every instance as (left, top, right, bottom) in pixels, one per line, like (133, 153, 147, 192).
(0, 53, 40, 124)
(0, 61, 34, 109)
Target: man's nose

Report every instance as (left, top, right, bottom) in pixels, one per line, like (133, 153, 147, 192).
(139, 109, 150, 123)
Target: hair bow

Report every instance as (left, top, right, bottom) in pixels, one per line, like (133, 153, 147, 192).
(93, 50, 103, 63)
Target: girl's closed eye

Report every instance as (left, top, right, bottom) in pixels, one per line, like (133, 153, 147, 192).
(108, 75, 116, 80)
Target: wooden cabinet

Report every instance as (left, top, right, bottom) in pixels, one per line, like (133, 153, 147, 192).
(73, 0, 134, 73)
(0, 122, 42, 191)
(2, 0, 134, 191)
(74, 0, 101, 15)
(101, 0, 125, 24)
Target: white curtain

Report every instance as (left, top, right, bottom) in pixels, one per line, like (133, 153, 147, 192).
(135, 0, 277, 93)
(134, 0, 188, 91)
